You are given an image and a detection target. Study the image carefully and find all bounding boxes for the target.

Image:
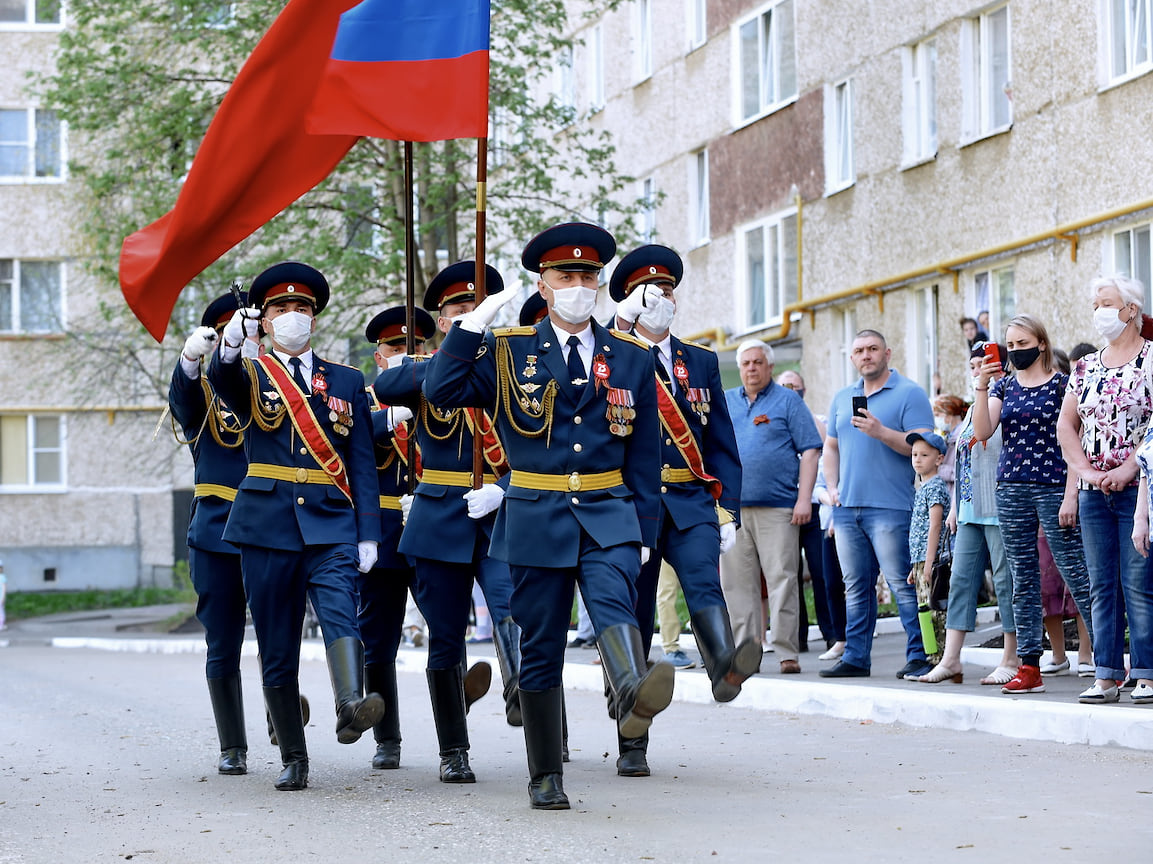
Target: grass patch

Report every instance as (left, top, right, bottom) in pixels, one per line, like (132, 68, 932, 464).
(6, 561, 196, 622)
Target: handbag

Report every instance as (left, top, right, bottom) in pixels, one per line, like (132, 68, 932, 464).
(928, 547, 951, 612)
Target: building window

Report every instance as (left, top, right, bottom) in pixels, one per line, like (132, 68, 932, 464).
(588, 22, 605, 111)
(640, 177, 657, 242)
(689, 149, 710, 246)
(0, 0, 62, 26)
(633, 0, 653, 82)
(909, 284, 940, 396)
(0, 108, 64, 180)
(901, 38, 937, 164)
(0, 414, 65, 490)
(735, 0, 796, 123)
(961, 5, 1012, 142)
(687, 0, 707, 50)
(1105, 0, 1152, 83)
(739, 209, 798, 329)
(972, 265, 1015, 338)
(838, 307, 858, 387)
(0, 259, 64, 333)
(825, 78, 854, 193)
(555, 43, 575, 114)
(1110, 223, 1153, 308)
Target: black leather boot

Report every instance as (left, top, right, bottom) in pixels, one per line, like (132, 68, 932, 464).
(427, 666, 475, 783)
(561, 688, 570, 763)
(365, 661, 401, 769)
(597, 624, 675, 739)
(266, 693, 309, 746)
(327, 637, 386, 744)
(520, 688, 569, 810)
(493, 616, 523, 726)
(264, 683, 309, 791)
(206, 674, 247, 775)
(616, 732, 650, 777)
(691, 605, 762, 703)
(460, 653, 492, 713)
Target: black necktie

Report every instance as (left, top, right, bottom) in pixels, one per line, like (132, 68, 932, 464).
(566, 336, 586, 389)
(289, 357, 310, 393)
(655, 346, 671, 384)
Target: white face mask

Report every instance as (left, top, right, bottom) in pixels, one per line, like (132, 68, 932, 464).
(637, 294, 676, 333)
(270, 310, 313, 352)
(549, 284, 598, 324)
(385, 352, 405, 369)
(1093, 306, 1130, 343)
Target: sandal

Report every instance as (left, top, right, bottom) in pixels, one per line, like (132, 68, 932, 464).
(915, 663, 963, 684)
(980, 665, 1017, 686)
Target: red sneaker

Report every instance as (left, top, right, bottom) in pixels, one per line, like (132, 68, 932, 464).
(1001, 664, 1045, 694)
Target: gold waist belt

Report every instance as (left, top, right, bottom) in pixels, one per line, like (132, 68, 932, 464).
(379, 495, 403, 511)
(660, 468, 696, 483)
(194, 483, 237, 502)
(419, 468, 499, 487)
(247, 463, 335, 485)
(510, 469, 624, 493)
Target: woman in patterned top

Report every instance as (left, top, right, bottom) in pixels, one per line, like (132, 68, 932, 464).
(1060, 275, 1153, 706)
(972, 314, 1093, 696)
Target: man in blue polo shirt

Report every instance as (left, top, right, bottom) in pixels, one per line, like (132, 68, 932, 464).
(820, 329, 935, 680)
(720, 340, 821, 674)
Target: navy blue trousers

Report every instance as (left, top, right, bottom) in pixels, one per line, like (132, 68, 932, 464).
(634, 515, 724, 650)
(357, 563, 415, 666)
(188, 546, 247, 679)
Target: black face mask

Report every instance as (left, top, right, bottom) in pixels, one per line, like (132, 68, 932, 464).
(1008, 346, 1041, 370)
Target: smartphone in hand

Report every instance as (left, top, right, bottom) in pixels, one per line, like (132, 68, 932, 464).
(852, 395, 868, 418)
(983, 342, 1001, 366)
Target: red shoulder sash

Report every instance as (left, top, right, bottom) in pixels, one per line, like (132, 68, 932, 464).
(655, 376, 722, 501)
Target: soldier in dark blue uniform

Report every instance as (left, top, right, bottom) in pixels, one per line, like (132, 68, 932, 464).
(423, 223, 675, 810)
(209, 262, 384, 791)
(359, 305, 435, 770)
(373, 261, 520, 784)
(609, 244, 758, 777)
(169, 291, 253, 775)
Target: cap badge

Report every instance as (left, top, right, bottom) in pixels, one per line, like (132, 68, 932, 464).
(649, 266, 657, 275)
(286, 284, 296, 293)
(573, 247, 583, 258)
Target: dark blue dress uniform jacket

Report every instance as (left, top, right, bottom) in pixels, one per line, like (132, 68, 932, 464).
(423, 318, 662, 568)
(374, 357, 503, 564)
(208, 351, 381, 551)
(656, 336, 742, 528)
(168, 365, 247, 554)
(368, 399, 412, 570)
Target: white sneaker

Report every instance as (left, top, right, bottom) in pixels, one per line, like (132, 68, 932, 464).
(1131, 683, 1153, 704)
(1040, 657, 1070, 675)
(1078, 681, 1120, 704)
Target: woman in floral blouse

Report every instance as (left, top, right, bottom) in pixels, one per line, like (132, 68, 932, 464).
(1061, 275, 1153, 705)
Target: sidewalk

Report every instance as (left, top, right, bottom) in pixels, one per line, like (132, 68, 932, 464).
(4, 604, 1152, 750)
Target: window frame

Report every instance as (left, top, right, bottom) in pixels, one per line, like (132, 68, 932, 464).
(688, 148, 710, 247)
(0, 258, 65, 334)
(633, 0, 653, 83)
(960, 4, 1013, 144)
(1107, 222, 1153, 309)
(0, 106, 66, 182)
(587, 21, 606, 112)
(0, 413, 67, 492)
(686, 0, 707, 51)
(732, 0, 798, 128)
(901, 37, 938, 167)
(907, 283, 940, 396)
(824, 77, 855, 194)
(971, 264, 1015, 339)
(736, 206, 799, 332)
(0, 0, 64, 29)
(1102, 0, 1153, 87)
(639, 176, 657, 242)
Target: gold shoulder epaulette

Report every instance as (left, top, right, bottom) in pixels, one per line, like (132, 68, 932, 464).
(492, 326, 536, 337)
(325, 359, 361, 371)
(410, 353, 433, 362)
(609, 329, 650, 350)
(679, 338, 716, 353)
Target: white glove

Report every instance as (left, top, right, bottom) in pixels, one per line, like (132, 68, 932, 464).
(458, 290, 518, 333)
(222, 307, 260, 347)
(183, 326, 218, 361)
(357, 540, 378, 573)
(615, 284, 664, 325)
(640, 546, 652, 566)
(387, 405, 414, 429)
(719, 523, 737, 555)
(464, 483, 505, 519)
(399, 493, 414, 525)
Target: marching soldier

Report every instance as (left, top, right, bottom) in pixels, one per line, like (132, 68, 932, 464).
(209, 262, 384, 791)
(373, 261, 521, 784)
(169, 291, 254, 776)
(423, 223, 674, 810)
(358, 305, 436, 769)
(609, 244, 758, 777)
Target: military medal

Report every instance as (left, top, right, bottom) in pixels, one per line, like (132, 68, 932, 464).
(688, 387, 711, 425)
(605, 387, 634, 436)
(673, 358, 689, 385)
(522, 354, 538, 379)
(592, 353, 610, 392)
(311, 370, 328, 394)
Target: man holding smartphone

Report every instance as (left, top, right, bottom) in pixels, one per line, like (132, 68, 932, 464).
(820, 329, 936, 680)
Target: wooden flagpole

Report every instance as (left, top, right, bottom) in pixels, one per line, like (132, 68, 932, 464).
(403, 140, 417, 493)
(471, 136, 488, 489)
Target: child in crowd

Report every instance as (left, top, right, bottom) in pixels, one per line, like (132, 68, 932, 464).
(905, 432, 951, 674)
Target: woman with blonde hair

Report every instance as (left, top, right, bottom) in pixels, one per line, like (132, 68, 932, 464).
(972, 314, 1093, 695)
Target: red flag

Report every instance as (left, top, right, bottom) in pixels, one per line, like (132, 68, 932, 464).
(119, 0, 492, 341)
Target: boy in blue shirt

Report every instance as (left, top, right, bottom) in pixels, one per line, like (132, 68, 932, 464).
(905, 431, 951, 677)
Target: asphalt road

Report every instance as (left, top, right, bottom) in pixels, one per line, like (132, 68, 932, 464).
(2, 643, 1151, 864)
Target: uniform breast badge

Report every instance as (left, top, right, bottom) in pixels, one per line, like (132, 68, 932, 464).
(686, 387, 712, 425)
(311, 370, 328, 396)
(605, 387, 635, 437)
(326, 396, 353, 437)
(522, 354, 538, 379)
(592, 353, 610, 391)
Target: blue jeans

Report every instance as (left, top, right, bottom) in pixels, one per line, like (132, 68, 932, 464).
(995, 482, 1093, 663)
(944, 521, 1014, 634)
(1079, 487, 1153, 680)
(833, 506, 923, 669)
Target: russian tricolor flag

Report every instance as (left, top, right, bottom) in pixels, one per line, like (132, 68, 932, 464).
(309, 0, 490, 140)
(119, 0, 490, 342)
